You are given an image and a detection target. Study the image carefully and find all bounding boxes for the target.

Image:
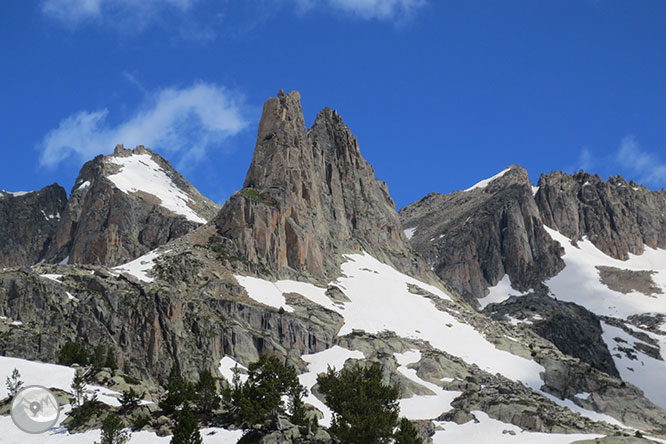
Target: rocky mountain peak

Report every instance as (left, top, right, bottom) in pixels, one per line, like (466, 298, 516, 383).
(400, 164, 564, 304)
(535, 170, 666, 260)
(44, 145, 220, 266)
(215, 90, 421, 281)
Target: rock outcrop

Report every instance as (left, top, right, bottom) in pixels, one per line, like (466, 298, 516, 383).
(0, 184, 67, 267)
(215, 91, 423, 282)
(400, 166, 564, 304)
(44, 145, 219, 266)
(535, 171, 666, 260)
(483, 294, 619, 377)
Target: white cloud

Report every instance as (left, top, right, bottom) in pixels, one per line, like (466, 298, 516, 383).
(616, 135, 666, 186)
(41, 0, 198, 28)
(578, 146, 594, 171)
(294, 0, 427, 21)
(39, 82, 248, 169)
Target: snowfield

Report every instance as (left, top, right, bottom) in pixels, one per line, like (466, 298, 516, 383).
(544, 226, 666, 319)
(237, 252, 546, 389)
(602, 322, 666, 410)
(431, 411, 601, 443)
(106, 153, 206, 224)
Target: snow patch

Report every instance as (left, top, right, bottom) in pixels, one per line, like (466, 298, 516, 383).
(219, 356, 248, 384)
(75, 180, 91, 192)
(106, 153, 206, 224)
(478, 274, 526, 308)
(404, 227, 417, 240)
(1, 190, 31, 197)
(233, 276, 296, 312)
(113, 250, 165, 283)
(40, 273, 64, 283)
(464, 167, 513, 192)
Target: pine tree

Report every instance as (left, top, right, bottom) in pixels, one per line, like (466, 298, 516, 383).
(120, 387, 143, 413)
(317, 363, 400, 444)
(93, 344, 107, 369)
(105, 348, 117, 370)
(159, 363, 194, 414)
(195, 369, 220, 414)
(233, 355, 306, 430)
(394, 418, 423, 444)
(5, 368, 23, 398)
(71, 369, 86, 407)
(170, 403, 203, 444)
(100, 413, 131, 444)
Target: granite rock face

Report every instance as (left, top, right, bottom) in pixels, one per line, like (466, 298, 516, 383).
(535, 171, 666, 260)
(0, 243, 342, 382)
(0, 184, 67, 267)
(483, 294, 619, 377)
(215, 91, 423, 282)
(400, 166, 564, 304)
(44, 145, 219, 266)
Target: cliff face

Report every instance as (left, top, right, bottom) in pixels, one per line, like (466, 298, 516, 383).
(400, 166, 564, 304)
(0, 184, 67, 267)
(535, 171, 666, 260)
(215, 91, 422, 281)
(44, 145, 220, 266)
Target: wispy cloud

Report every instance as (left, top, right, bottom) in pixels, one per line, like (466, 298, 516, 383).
(294, 0, 427, 21)
(616, 135, 666, 187)
(39, 82, 248, 170)
(41, 0, 199, 30)
(577, 146, 594, 171)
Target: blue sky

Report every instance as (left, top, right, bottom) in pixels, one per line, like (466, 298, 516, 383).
(1, 0, 665, 208)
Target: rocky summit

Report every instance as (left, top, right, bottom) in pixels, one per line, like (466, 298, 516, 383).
(1, 91, 666, 444)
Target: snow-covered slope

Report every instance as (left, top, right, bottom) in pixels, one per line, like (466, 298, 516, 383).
(484, 222, 666, 412)
(106, 153, 206, 224)
(232, 251, 621, 441)
(0, 357, 244, 444)
(464, 167, 513, 192)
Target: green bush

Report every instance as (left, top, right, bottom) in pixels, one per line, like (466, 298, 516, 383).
(67, 398, 106, 429)
(131, 413, 152, 431)
(100, 413, 130, 444)
(317, 362, 400, 444)
(58, 341, 90, 366)
(394, 417, 423, 444)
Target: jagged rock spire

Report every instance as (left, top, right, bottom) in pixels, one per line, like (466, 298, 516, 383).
(215, 90, 421, 281)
